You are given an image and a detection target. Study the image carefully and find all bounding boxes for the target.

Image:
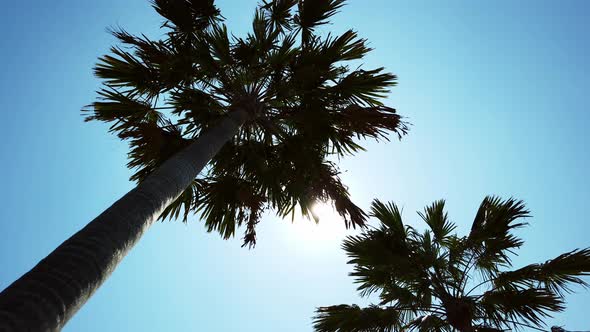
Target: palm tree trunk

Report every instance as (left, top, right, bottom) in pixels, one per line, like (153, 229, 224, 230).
(0, 109, 248, 331)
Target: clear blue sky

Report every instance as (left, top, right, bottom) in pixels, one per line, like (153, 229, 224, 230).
(1, 1, 589, 331)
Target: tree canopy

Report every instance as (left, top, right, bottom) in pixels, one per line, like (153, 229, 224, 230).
(314, 197, 590, 331)
(84, 0, 408, 247)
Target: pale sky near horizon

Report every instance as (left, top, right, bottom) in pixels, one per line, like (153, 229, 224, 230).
(1, 1, 589, 331)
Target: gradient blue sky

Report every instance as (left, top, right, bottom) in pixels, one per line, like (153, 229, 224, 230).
(1, 1, 589, 331)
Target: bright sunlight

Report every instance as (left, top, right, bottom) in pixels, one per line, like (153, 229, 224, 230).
(287, 202, 351, 247)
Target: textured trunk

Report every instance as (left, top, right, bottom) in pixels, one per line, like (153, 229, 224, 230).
(0, 109, 247, 331)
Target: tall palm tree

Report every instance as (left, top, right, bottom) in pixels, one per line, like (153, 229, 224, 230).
(0, 0, 408, 330)
(314, 197, 590, 332)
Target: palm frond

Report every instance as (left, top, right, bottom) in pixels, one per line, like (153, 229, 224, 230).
(83, 88, 159, 127)
(95, 46, 162, 97)
(169, 88, 225, 137)
(158, 179, 205, 222)
(322, 29, 372, 63)
(378, 282, 423, 307)
(406, 314, 451, 332)
(343, 202, 426, 298)
(108, 27, 208, 90)
(313, 304, 402, 332)
(322, 176, 367, 229)
(469, 196, 530, 243)
(151, 0, 222, 33)
(369, 199, 405, 234)
(418, 200, 456, 245)
(479, 288, 564, 328)
(332, 68, 397, 107)
(195, 176, 265, 241)
(261, 0, 298, 32)
(120, 121, 189, 182)
(109, 27, 171, 64)
(295, 0, 345, 40)
(204, 24, 233, 65)
(336, 105, 408, 142)
(495, 248, 590, 296)
(468, 196, 530, 272)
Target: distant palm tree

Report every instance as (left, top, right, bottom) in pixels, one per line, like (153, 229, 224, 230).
(0, 0, 407, 330)
(314, 197, 590, 332)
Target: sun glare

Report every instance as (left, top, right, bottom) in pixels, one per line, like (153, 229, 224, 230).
(286, 202, 350, 246)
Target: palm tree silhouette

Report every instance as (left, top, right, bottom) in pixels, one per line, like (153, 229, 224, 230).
(0, 0, 408, 330)
(314, 197, 590, 332)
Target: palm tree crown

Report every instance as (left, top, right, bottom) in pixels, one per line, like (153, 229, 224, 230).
(84, 0, 408, 247)
(314, 196, 590, 332)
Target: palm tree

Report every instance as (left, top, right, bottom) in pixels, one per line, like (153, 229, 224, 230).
(0, 0, 408, 330)
(313, 196, 590, 332)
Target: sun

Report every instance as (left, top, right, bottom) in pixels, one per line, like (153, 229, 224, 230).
(286, 201, 351, 247)
(310, 202, 342, 225)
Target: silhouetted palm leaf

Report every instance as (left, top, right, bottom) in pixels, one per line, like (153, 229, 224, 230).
(478, 288, 564, 328)
(418, 200, 456, 245)
(295, 0, 345, 43)
(468, 196, 530, 275)
(406, 314, 451, 332)
(494, 248, 590, 296)
(314, 304, 402, 332)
